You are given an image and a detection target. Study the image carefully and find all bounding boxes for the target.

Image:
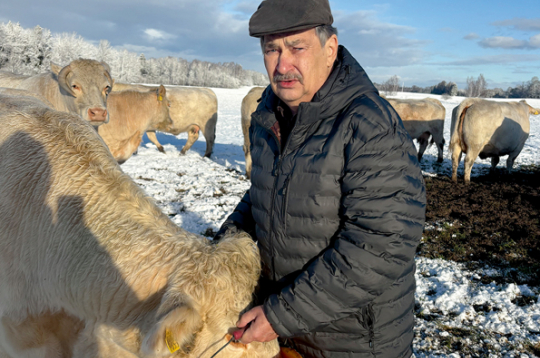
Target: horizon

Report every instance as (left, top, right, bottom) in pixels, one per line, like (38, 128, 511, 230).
(0, 0, 539, 90)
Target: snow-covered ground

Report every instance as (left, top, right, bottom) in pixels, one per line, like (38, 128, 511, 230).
(121, 86, 540, 358)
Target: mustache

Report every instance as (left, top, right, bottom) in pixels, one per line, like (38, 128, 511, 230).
(273, 73, 303, 84)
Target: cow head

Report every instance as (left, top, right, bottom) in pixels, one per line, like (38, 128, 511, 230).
(51, 59, 114, 127)
(149, 85, 173, 132)
(141, 233, 280, 358)
(520, 100, 540, 116)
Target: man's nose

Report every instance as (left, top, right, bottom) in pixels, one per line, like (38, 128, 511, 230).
(276, 50, 294, 74)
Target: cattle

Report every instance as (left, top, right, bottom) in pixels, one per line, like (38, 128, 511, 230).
(241, 86, 265, 178)
(0, 87, 54, 107)
(0, 71, 29, 88)
(385, 97, 446, 162)
(449, 98, 539, 183)
(2, 59, 113, 127)
(113, 83, 218, 157)
(0, 93, 280, 358)
(98, 85, 173, 164)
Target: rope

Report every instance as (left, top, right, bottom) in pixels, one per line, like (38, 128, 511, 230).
(210, 336, 234, 358)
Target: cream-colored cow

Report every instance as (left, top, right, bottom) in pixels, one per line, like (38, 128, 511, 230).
(241, 86, 265, 179)
(0, 87, 54, 107)
(1, 59, 113, 127)
(113, 83, 218, 157)
(0, 93, 279, 358)
(98, 85, 172, 164)
(449, 98, 539, 183)
(385, 97, 446, 163)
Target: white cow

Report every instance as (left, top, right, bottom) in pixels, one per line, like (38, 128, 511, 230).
(449, 98, 540, 183)
(0, 93, 279, 358)
(2, 59, 114, 127)
(385, 97, 446, 162)
(241, 86, 265, 178)
(113, 83, 218, 157)
(98, 85, 173, 164)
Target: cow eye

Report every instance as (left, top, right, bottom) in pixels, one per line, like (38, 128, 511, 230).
(72, 85, 80, 91)
(105, 86, 111, 94)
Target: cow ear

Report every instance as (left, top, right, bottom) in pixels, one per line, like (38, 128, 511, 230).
(142, 304, 202, 356)
(100, 61, 112, 74)
(50, 62, 62, 75)
(157, 85, 166, 102)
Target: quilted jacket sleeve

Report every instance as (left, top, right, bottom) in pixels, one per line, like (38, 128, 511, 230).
(263, 102, 426, 336)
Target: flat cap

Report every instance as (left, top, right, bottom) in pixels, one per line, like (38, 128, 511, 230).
(249, 0, 333, 38)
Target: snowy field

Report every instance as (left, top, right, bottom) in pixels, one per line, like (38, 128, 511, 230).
(121, 86, 540, 358)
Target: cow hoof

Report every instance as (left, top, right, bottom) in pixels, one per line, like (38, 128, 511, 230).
(437, 158, 443, 163)
(158, 146, 166, 154)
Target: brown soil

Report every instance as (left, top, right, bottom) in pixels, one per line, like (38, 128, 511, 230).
(418, 166, 540, 285)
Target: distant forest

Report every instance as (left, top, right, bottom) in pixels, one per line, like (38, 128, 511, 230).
(376, 73, 540, 99)
(0, 22, 269, 88)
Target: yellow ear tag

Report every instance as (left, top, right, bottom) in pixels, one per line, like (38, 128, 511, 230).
(165, 329, 180, 353)
(158, 95, 163, 101)
(535, 111, 539, 115)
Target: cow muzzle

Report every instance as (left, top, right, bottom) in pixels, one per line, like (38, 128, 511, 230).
(87, 107, 109, 125)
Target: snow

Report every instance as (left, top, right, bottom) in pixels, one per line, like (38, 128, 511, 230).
(119, 87, 540, 357)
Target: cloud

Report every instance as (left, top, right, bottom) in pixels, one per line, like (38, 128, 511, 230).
(144, 28, 176, 41)
(479, 35, 540, 49)
(491, 18, 540, 32)
(464, 33, 479, 40)
(333, 10, 427, 67)
(440, 54, 540, 66)
(479, 36, 527, 49)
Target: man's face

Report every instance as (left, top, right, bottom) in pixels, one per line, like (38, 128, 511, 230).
(263, 28, 338, 114)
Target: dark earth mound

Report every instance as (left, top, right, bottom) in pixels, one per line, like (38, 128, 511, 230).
(418, 166, 540, 285)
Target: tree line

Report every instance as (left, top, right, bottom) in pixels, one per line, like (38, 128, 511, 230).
(377, 74, 540, 99)
(0, 22, 269, 88)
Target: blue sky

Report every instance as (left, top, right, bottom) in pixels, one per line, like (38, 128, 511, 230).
(1, 0, 539, 89)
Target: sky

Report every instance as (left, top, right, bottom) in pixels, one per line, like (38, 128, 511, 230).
(1, 0, 539, 90)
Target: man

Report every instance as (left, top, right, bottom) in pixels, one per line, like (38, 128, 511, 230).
(215, 0, 426, 357)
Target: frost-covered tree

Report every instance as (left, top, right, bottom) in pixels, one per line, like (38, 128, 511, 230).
(0, 22, 268, 88)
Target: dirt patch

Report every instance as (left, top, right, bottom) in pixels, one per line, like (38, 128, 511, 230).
(418, 166, 540, 285)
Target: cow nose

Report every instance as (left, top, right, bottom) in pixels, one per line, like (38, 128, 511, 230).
(88, 108, 108, 122)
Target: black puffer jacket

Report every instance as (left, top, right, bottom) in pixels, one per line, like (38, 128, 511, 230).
(218, 46, 425, 358)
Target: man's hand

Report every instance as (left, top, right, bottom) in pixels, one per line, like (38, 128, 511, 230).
(235, 305, 278, 344)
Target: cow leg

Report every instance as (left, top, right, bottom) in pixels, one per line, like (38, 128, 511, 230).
(181, 125, 200, 155)
(463, 148, 481, 184)
(506, 144, 525, 172)
(244, 145, 252, 179)
(451, 147, 463, 182)
(146, 131, 165, 154)
(203, 114, 217, 158)
(432, 132, 445, 163)
(490, 156, 500, 173)
(416, 133, 430, 162)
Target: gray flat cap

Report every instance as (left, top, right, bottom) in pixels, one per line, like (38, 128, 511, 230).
(249, 0, 333, 38)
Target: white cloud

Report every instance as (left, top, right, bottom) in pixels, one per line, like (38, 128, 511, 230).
(479, 35, 540, 49)
(463, 33, 479, 40)
(143, 28, 176, 41)
(530, 34, 540, 48)
(491, 18, 540, 32)
(479, 36, 527, 49)
(333, 10, 427, 68)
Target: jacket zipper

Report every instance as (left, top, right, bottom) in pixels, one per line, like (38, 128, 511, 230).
(263, 122, 281, 282)
(366, 303, 375, 350)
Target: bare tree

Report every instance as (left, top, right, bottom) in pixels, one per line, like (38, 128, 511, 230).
(382, 75, 400, 95)
(466, 74, 487, 97)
